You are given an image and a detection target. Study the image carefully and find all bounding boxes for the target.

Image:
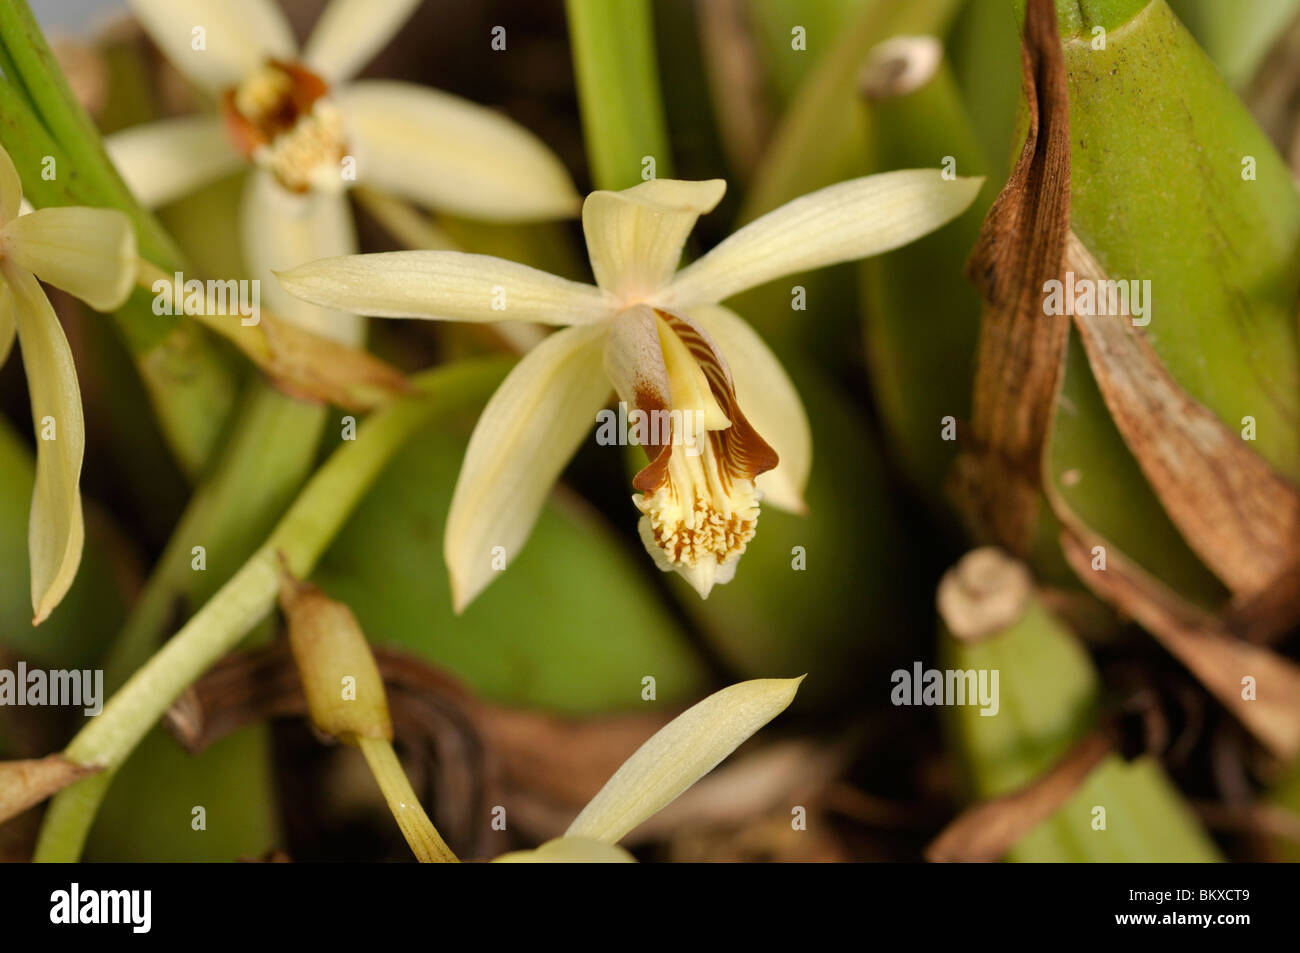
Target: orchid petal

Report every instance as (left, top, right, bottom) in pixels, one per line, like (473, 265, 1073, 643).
(3, 207, 136, 311)
(0, 143, 21, 222)
(242, 168, 362, 344)
(689, 305, 810, 513)
(582, 178, 725, 301)
(492, 836, 636, 863)
(129, 0, 297, 93)
(3, 267, 85, 624)
(566, 677, 803, 844)
(106, 116, 244, 209)
(303, 0, 421, 84)
(445, 322, 611, 612)
(339, 80, 580, 221)
(0, 284, 15, 367)
(276, 250, 614, 327)
(657, 170, 983, 309)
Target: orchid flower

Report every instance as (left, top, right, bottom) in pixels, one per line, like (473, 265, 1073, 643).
(493, 676, 803, 862)
(107, 0, 580, 343)
(279, 171, 981, 606)
(0, 145, 136, 624)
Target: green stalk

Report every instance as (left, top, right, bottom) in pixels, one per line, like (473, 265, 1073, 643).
(357, 735, 458, 863)
(565, 0, 672, 190)
(33, 359, 511, 862)
(0, 0, 238, 473)
(740, 0, 963, 221)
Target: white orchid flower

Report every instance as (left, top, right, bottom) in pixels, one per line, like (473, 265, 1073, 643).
(494, 676, 804, 862)
(107, 0, 580, 344)
(279, 171, 981, 606)
(0, 145, 136, 624)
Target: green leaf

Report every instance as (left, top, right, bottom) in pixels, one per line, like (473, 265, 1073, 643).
(1044, 0, 1300, 599)
(314, 413, 708, 714)
(83, 726, 278, 862)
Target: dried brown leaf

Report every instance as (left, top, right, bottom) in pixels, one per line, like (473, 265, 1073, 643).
(1057, 527, 1300, 760)
(1066, 233, 1300, 599)
(956, 0, 1071, 553)
(925, 731, 1111, 863)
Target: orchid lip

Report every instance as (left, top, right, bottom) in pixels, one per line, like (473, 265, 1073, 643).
(222, 59, 348, 194)
(621, 308, 779, 596)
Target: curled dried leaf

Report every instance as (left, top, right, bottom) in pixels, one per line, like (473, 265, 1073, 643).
(955, 0, 1071, 553)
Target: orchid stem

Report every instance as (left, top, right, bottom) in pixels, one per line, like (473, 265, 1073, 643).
(565, 0, 672, 191)
(356, 736, 459, 863)
(33, 359, 511, 862)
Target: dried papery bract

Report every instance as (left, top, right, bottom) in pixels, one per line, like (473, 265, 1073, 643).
(0, 755, 99, 826)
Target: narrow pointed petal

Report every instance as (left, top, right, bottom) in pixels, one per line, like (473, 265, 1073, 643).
(302, 0, 421, 84)
(445, 323, 611, 612)
(106, 116, 245, 209)
(277, 250, 614, 327)
(3, 207, 136, 311)
(566, 677, 804, 844)
(129, 0, 297, 92)
(339, 80, 581, 221)
(583, 179, 725, 301)
(0, 143, 21, 222)
(689, 305, 810, 513)
(242, 169, 362, 344)
(492, 836, 637, 863)
(0, 284, 14, 367)
(658, 170, 984, 309)
(3, 268, 85, 624)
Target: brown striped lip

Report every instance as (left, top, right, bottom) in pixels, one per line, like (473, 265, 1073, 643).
(630, 308, 777, 594)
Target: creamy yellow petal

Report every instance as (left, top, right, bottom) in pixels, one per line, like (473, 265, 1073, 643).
(582, 178, 725, 302)
(129, 0, 297, 92)
(689, 305, 810, 513)
(276, 250, 614, 326)
(338, 80, 581, 221)
(566, 677, 803, 843)
(445, 322, 611, 612)
(658, 170, 983, 309)
(492, 836, 637, 863)
(302, 0, 421, 84)
(3, 267, 85, 624)
(0, 283, 14, 367)
(0, 143, 21, 222)
(3, 207, 136, 311)
(106, 116, 245, 209)
(242, 168, 362, 345)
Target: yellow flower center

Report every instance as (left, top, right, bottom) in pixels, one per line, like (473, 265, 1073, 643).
(223, 60, 348, 194)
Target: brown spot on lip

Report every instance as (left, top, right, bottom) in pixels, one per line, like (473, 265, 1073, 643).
(221, 59, 338, 193)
